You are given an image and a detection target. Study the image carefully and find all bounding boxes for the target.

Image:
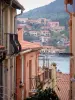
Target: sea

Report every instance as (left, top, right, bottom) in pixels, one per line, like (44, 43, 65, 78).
(39, 54, 70, 74)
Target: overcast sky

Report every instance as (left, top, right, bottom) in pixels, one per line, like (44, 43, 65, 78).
(18, 0, 55, 12)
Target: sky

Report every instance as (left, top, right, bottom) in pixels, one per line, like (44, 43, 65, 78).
(18, 0, 55, 12)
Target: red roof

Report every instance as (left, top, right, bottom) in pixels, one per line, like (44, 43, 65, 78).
(56, 72, 70, 100)
(17, 27, 41, 50)
(20, 40, 41, 50)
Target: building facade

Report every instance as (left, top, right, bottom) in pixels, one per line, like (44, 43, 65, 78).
(0, 46, 6, 100)
(0, 0, 24, 100)
(64, 0, 75, 99)
(16, 27, 41, 99)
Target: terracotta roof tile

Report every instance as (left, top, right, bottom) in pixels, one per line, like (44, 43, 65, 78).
(20, 40, 41, 50)
(56, 72, 70, 100)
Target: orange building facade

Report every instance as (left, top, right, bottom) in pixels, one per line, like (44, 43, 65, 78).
(16, 49, 40, 99)
(64, 0, 75, 99)
(16, 27, 41, 99)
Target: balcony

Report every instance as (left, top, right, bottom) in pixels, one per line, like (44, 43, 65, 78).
(29, 68, 52, 96)
(5, 33, 21, 55)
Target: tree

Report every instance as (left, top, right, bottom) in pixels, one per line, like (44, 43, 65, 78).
(60, 30, 69, 38)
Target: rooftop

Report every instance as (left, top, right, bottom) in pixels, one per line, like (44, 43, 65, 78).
(4, 0, 25, 10)
(20, 40, 42, 50)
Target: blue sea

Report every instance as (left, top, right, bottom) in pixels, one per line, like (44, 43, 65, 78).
(39, 55, 70, 74)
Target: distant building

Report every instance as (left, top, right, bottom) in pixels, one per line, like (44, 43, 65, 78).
(40, 36, 51, 43)
(37, 18, 49, 24)
(29, 31, 40, 36)
(41, 26, 51, 30)
(17, 18, 28, 23)
(40, 46, 57, 53)
(40, 30, 51, 37)
(51, 26, 65, 32)
(48, 22, 59, 28)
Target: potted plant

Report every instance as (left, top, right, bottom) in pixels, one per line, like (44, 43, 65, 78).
(74, 74, 75, 79)
(51, 62, 57, 66)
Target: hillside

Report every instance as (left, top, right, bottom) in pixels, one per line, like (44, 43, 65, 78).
(19, 0, 70, 25)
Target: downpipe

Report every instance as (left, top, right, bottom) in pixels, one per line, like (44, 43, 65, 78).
(14, 10, 23, 34)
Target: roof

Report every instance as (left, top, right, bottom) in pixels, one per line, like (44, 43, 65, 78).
(4, 0, 25, 10)
(56, 72, 70, 100)
(20, 40, 42, 50)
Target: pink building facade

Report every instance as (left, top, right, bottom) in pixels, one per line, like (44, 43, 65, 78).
(16, 27, 41, 99)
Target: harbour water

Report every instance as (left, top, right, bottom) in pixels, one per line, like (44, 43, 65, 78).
(39, 55, 70, 74)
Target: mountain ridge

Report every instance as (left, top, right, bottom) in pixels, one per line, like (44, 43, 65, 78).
(19, 0, 69, 19)
(19, 0, 71, 26)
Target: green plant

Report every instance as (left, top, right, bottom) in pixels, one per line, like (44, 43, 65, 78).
(51, 62, 57, 66)
(74, 74, 75, 79)
(25, 88, 59, 100)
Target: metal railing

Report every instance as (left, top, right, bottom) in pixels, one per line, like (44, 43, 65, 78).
(29, 69, 52, 92)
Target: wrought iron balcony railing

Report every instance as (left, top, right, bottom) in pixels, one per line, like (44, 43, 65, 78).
(29, 69, 52, 94)
(5, 33, 22, 55)
(0, 50, 6, 62)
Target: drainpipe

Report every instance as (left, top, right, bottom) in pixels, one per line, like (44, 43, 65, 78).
(14, 10, 23, 34)
(0, 2, 3, 45)
(21, 55, 24, 100)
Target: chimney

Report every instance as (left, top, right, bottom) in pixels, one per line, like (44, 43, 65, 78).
(17, 27, 24, 43)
